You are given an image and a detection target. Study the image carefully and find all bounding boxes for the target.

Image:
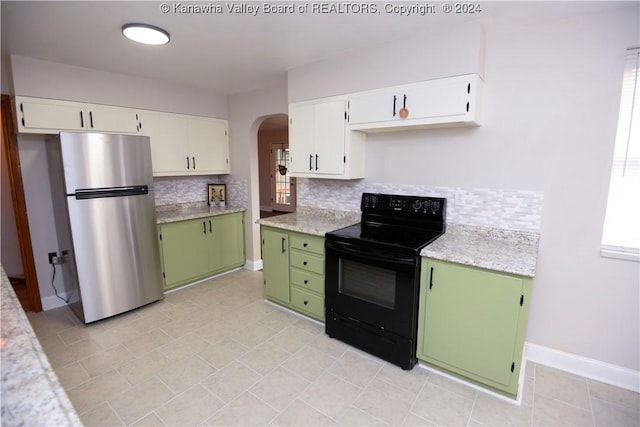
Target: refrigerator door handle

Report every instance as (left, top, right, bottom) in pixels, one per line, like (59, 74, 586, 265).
(74, 185, 149, 200)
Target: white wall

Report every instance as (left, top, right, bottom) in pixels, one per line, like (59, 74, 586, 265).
(287, 5, 640, 372)
(227, 76, 289, 264)
(9, 55, 227, 118)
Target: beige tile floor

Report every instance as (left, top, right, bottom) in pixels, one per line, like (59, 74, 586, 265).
(28, 269, 639, 426)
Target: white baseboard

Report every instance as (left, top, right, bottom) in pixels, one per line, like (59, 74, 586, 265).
(525, 342, 640, 393)
(245, 259, 263, 271)
(41, 292, 72, 311)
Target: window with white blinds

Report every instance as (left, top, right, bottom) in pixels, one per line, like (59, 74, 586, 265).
(601, 47, 640, 260)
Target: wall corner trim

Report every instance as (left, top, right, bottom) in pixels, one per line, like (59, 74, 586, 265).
(244, 259, 263, 271)
(525, 342, 640, 393)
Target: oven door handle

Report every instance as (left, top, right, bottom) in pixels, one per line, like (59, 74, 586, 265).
(326, 241, 416, 267)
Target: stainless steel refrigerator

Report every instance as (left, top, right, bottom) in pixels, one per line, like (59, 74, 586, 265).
(47, 132, 163, 323)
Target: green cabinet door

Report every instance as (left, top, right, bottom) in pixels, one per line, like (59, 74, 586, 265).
(210, 212, 245, 273)
(160, 219, 210, 288)
(262, 227, 290, 304)
(417, 258, 531, 397)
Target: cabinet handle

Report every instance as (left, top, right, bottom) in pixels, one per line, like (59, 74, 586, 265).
(186, 157, 190, 170)
(429, 267, 434, 290)
(393, 95, 397, 116)
(315, 154, 319, 171)
(281, 237, 286, 253)
(403, 94, 407, 109)
(89, 111, 94, 128)
(309, 154, 313, 171)
(303, 300, 308, 305)
(304, 279, 308, 284)
(80, 111, 84, 128)
(203, 221, 207, 234)
(209, 220, 212, 233)
(303, 261, 308, 266)
(303, 243, 308, 247)
(192, 157, 196, 170)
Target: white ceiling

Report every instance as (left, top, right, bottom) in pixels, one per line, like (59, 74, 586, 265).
(0, 1, 632, 96)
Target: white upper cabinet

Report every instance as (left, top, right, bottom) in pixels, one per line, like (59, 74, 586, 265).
(187, 117, 229, 174)
(140, 111, 229, 177)
(15, 96, 141, 134)
(289, 97, 365, 179)
(139, 111, 188, 175)
(348, 74, 483, 131)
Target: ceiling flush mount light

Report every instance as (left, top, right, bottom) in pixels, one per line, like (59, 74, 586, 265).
(122, 23, 169, 45)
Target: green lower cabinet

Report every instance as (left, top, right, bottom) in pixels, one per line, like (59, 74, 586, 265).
(417, 258, 532, 399)
(262, 227, 290, 304)
(261, 226, 325, 321)
(158, 212, 245, 290)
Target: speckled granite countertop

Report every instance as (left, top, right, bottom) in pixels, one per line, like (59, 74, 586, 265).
(156, 202, 246, 224)
(1, 266, 82, 426)
(421, 224, 540, 277)
(256, 207, 360, 237)
(258, 211, 539, 276)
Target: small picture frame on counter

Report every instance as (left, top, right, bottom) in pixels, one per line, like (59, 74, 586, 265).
(208, 184, 226, 207)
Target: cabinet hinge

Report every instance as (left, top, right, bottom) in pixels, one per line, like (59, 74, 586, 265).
(19, 103, 23, 112)
(520, 294, 524, 306)
(511, 362, 515, 373)
(162, 272, 165, 279)
(159, 233, 162, 241)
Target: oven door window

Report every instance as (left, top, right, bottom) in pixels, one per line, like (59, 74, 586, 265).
(339, 258, 396, 309)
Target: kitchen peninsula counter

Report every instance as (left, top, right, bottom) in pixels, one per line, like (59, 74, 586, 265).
(0, 266, 82, 426)
(256, 207, 360, 237)
(156, 203, 246, 224)
(421, 224, 540, 277)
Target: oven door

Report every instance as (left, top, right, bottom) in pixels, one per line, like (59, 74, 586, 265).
(325, 239, 420, 338)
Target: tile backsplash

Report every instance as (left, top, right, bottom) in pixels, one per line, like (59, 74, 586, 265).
(297, 178, 543, 233)
(154, 176, 543, 233)
(154, 176, 248, 208)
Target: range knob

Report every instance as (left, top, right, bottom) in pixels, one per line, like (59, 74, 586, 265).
(363, 195, 378, 208)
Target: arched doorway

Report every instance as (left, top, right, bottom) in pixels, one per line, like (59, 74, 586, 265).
(257, 114, 296, 218)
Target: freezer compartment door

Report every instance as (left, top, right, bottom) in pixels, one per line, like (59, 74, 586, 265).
(67, 192, 163, 323)
(59, 132, 153, 193)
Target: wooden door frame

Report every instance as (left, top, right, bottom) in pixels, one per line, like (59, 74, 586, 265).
(1, 94, 42, 311)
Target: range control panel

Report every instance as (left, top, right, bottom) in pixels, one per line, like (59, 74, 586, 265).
(361, 193, 447, 216)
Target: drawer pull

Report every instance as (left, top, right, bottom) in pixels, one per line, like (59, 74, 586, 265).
(303, 243, 308, 247)
(304, 280, 308, 284)
(303, 261, 308, 266)
(303, 300, 308, 305)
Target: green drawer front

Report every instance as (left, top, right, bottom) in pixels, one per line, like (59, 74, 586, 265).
(291, 287, 324, 319)
(290, 251, 324, 275)
(290, 234, 324, 255)
(290, 269, 324, 294)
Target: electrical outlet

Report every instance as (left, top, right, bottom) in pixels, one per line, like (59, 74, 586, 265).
(48, 252, 57, 265)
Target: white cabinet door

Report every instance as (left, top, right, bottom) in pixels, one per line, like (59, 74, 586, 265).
(86, 105, 141, 134)
(404, 78, 471, 119)
(289, 98, 362, 178)
(16, 97, 85, 133)
(187, 117, 230, 174)
(289, 102, 316, 175)
(141, 111, 189, 175)
(314, 100, 345, 176)
(348, 89, 398, 125)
